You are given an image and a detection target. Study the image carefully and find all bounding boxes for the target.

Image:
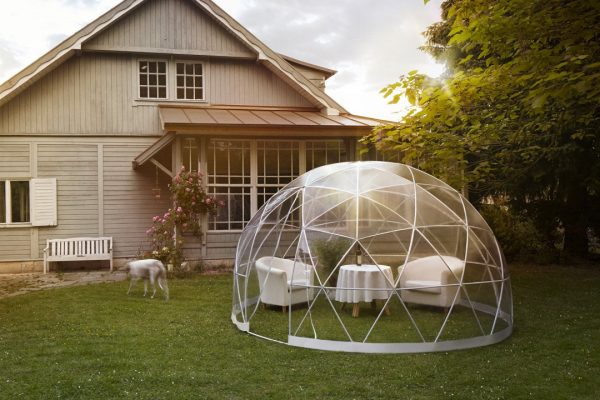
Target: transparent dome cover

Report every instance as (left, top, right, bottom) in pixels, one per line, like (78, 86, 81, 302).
(231, 162, 513, 353)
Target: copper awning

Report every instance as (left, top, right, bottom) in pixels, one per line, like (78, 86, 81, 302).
(158, 105, 389, 134)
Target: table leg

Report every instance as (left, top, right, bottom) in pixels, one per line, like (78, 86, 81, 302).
(352, 303, 360, 318)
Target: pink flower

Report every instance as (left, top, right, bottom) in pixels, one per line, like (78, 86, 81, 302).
(153, 216, 160, 222)
(218, 200, 225, 207)
(180, 165, 186, 171)
(191, 201, 196, 206)
(186, 188, 191, 192)
(177, 207, 183, 213)
(205, 198, 212, 204)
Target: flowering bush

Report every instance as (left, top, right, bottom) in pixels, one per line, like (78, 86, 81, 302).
(145, 166, 224, 267)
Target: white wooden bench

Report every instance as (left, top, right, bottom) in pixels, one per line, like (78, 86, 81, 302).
(43, 237, 113, 274)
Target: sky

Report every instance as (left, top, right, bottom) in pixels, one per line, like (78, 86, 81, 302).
(0, 0, 445, 121)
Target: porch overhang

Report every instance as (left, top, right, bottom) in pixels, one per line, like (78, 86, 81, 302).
(132, 132, 175, 171)
(157, 105, 389, 137)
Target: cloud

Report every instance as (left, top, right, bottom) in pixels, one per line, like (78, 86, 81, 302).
(218, 0, 444, 119)
(0, 40, 23, 81)
(0, 0, 444, 120)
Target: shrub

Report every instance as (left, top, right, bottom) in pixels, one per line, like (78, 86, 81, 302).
(479, 204, 554, 263)
(145, 166, 223, 267)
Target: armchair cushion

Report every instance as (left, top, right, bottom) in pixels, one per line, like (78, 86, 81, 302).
(398, 255, 465, 308)
(255, 257, 315, 307)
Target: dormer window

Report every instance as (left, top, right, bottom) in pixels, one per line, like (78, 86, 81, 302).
(139, 61, 167, 99)
(176, 62, 204, 100)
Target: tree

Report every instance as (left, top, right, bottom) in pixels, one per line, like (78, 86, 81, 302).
(366, 0, 600, 257)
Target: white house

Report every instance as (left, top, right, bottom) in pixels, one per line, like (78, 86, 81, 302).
(0, 0, 388, 272)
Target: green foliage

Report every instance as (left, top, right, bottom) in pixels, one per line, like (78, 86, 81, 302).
(366, 0, 600, 257)
(479, 204, 554, 262)
(145, 167, 222, 267)
(313, 238, 351, 285)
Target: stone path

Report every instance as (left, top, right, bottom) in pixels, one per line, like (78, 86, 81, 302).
(0, 271, 128, 299)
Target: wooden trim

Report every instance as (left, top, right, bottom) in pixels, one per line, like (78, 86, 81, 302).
(132, 133, 175, 168)
(83, 45, 256, 60)
(98, 144, 104, 236)
(170, 125, 373, 137)
(150, 158, 173, 178)
(159, 104, 319, 112)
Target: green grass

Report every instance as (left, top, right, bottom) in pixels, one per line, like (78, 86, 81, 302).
(1, 264, 599, 399)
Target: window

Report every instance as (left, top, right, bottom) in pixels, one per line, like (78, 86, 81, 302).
(205, 139, 346, 231)
(0, 180, 30, 224)
(207, 140, 251, 230)
(181, 138, 199, 172)
(306, 140, 346, 170)
(139, 61, 167, 99)
(257, 141, 299, 210)
(176, 62, 204, 100)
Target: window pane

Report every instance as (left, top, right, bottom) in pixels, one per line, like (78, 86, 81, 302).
(195, 77, 202, 87)
(140, 75, 147, 85)
(158, 62, 166, 73)
(0, 182, 5, 224)
(185, 64, 193, 75)
(149, 62, 157, 73)
(149, 87, 157, 98)
(177, 88, 184, 99)
(186, 88, 193, 99)
(139, 62, 147, 72)
(195, 89, 203, 99)
(11, 181, 29, 223)
(177, 76, 184, 87)
(140, 87, 148, 98)
(158, 87, 166, 98)
(176, 63, 184, 74)
(149, 74, 157, 85)
(158, 75, 166, 86)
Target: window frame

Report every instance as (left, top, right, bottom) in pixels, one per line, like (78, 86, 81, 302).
(204, 138, 347, 232)
(174, 60, 206, 101)
(137, 59, 169, 100)
(0, 180, 31, 226)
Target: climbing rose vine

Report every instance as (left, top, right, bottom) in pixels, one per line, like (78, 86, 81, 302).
(145, 166, 223, 266)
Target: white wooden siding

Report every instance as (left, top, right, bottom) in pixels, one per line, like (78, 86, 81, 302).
(102, 145, 170, 258)
(0, 229, 30, 261)
(84, 0, 253, 57)
(210, 60, 313, 107)
(0, 54, 161, 135)
(0, 55, 313, 135)
(37, 144, 99, 250)
(0, 144, 30, 177)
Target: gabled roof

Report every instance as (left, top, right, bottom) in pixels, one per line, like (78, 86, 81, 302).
(0, 0, 347, 114)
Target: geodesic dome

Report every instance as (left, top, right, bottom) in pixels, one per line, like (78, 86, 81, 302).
(231, 161, 513, 353)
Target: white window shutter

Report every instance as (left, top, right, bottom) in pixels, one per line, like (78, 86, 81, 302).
(31, 178, 57, 227)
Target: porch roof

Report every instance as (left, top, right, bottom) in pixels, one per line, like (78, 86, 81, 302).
(158, 105, 390, 132)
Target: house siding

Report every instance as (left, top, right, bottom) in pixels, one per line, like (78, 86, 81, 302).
(0, 55, 313, 136)
(83, 0, 254, 57)
(37, 144, 100, 250)
(0, 144, 30, 178)
(0, 229, 31, 261)
(0, 137, 171, 263)
(102, 144, 170, 258)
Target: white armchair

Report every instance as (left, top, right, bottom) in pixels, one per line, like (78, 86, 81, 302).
(255, 257, 315, 310)
(398, 255, 465, 309)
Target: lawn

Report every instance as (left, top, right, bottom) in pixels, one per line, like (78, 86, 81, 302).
(0, 264, 598, 399)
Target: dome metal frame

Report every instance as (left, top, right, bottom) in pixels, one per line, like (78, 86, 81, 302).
(231, 162, 513, 353)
